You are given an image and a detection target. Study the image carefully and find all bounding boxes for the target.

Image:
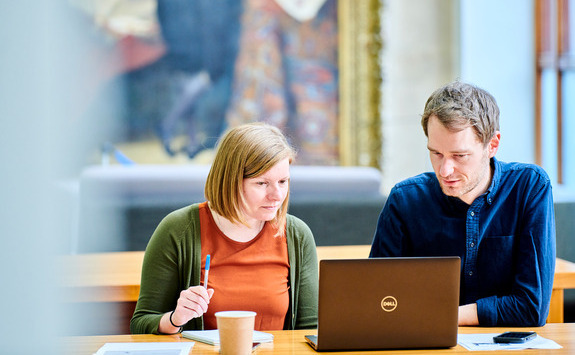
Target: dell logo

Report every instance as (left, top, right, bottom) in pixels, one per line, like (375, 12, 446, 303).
(381, 296, 398, 312)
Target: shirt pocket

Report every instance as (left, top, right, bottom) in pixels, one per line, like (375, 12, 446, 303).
(478, 235, 515, 295)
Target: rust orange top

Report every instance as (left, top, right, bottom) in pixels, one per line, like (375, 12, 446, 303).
(199, 202, 290, 330)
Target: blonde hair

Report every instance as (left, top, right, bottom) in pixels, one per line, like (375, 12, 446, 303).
(205, 123, 296, 236)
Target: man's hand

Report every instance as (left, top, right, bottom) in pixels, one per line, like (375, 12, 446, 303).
(458, 303, 479, 326)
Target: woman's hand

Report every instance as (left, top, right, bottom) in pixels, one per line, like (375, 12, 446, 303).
(174, 286, 215, 323)
(160, 286, 215, 333)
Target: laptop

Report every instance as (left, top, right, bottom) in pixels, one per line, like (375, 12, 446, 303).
(305, 257, 460, 351)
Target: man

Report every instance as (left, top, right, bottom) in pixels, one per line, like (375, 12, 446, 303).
(370, 81, 556, 327)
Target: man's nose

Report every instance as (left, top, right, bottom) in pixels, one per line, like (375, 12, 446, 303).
(439, 158, 454, 177)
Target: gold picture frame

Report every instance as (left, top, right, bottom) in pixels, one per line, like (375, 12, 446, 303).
(338, 0, 382, 168)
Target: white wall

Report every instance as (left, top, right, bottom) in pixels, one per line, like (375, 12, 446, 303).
(0, 2, 121, 349)
(381, 0, 554, 192)
(459, 0, 575, 192)
(0, 3, 65, 353)
(380, 0, 459, 192)
(459, 0, 535, 166)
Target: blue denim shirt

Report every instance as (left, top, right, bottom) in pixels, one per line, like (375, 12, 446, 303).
(369, 158, 556, 326)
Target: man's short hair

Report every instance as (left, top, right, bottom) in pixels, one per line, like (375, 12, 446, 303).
(421, 81, 500, 145)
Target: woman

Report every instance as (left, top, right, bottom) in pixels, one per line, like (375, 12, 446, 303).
(130, 123, 318, 334)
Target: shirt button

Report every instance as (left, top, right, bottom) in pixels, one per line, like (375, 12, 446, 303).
(470, 242, 475, 248)
(470, 211, 475, 217)
(468, 271, 473, 276)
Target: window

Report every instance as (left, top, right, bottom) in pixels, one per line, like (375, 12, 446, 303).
(535, 0, 574, 185)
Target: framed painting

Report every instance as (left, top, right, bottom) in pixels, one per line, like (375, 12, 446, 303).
(80, 0, 382, 167)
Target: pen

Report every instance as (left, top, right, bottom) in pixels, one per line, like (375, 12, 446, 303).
(204, 254, 210, 289)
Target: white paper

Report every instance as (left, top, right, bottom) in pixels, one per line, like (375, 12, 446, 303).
(181, 329, 274, 345)
(458, 333, 562, 351)
(94, 342, 194, 355)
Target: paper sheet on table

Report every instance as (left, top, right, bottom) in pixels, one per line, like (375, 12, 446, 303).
(93, 341, 194, 355)
(458, 333, 562, 351)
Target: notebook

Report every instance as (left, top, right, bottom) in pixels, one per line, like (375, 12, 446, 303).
(305, 257, 461, 351)
(182, 329, 273, 345)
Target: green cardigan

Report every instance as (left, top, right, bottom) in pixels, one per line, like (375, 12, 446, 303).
(130, 203, 318, 334)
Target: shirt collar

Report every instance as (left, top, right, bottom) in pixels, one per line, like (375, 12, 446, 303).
(484, 157, 500, 205)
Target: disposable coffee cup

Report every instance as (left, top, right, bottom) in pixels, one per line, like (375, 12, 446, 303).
(215, 311, 257, 355)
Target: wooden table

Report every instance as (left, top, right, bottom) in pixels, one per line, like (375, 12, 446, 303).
(58, 246, 375, 303)
(59, 246, 575, 322)
(549, 257, 575, 322)
(61, 323, 575, 354)
(60, 251, 143, 303)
